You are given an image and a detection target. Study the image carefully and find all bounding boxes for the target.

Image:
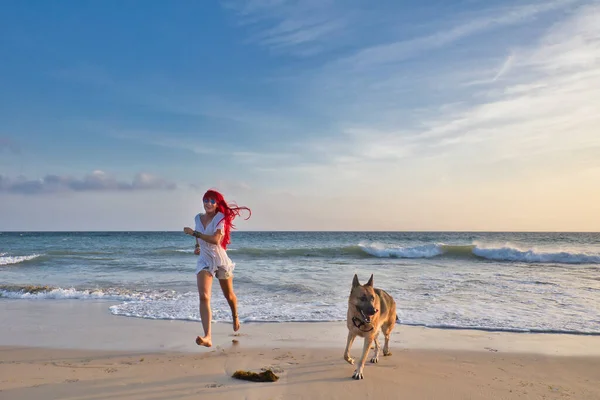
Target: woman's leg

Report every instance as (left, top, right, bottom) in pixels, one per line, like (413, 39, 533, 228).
(218, 277, 240, 332)
(196, 270, 213, 347)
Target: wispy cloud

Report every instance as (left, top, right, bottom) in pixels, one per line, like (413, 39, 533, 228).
(0, 171, 177, 195)
(279, 2, 600, 187)
(418, 4, 600, 147)
(414, 6, 600, 180)
(492, 53, 516, 82)
(336, 0, 576, 69)
(294, 2, 582, 137)
(222, 0, 355, 56)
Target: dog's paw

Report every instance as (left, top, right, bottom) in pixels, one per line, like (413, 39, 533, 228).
(383, 350, 392, 357)
(344, 356, 355, 365)
(352, 370, 364, 380)
(370, 356, 379, 363)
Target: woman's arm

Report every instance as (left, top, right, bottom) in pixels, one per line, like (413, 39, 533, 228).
(192, 230, 223, 246)
(183, 227, 223, 246)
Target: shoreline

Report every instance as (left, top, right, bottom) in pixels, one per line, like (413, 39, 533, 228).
(1, 299, 600, 355)
(1, 289, 598, 337)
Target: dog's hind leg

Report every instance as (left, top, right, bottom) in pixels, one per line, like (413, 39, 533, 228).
(344, 331, 356, 365)
(352, 337, 373, 380)
(370, 334, 381, 363)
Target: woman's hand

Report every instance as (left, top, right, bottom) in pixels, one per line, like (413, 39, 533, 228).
(194, 247, 200, 255)
(183, 227, 194, 235)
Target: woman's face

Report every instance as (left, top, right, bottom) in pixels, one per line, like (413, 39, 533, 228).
(203, 197, 217, 213)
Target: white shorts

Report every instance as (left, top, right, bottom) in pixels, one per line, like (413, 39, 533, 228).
(196, 265, 233, 280)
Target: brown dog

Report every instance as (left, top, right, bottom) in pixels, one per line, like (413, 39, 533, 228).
(344, 274, 397, 379)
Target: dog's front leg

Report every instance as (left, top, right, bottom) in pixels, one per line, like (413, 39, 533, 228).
(344, 331, 356, 365)
(370, 335, 380, 363)
(352, 336, 373, 380)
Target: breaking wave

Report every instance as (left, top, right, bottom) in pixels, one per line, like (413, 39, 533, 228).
(0, 285, 179, 301)
(471, 246, 600, 264)
(225, 243, 600, 264)
(0, 254, 42, 266)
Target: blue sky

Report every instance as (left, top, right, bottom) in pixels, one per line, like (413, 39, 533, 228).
(1, 0, 599, 231)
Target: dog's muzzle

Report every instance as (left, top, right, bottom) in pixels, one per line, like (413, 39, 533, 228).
(357, 306, 379, 323)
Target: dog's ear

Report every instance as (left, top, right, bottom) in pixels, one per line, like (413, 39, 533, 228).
(352, 274, 360, 288)
(366, 274, 374, 287)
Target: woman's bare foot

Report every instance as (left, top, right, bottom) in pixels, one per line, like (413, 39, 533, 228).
(195, 335, 212, 347)
(233, 314, 240, 332)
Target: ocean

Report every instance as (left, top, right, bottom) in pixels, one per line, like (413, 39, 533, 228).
(1, 231, 599, 335)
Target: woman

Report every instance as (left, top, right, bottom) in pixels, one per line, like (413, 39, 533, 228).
(183, 189, 251, 347)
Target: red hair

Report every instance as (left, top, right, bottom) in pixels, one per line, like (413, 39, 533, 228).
(203, 189, 251, 250)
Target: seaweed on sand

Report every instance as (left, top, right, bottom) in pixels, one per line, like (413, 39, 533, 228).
(232, 369, 279, 382)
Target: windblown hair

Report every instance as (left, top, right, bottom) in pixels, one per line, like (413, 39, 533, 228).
(203, 189, 251, 250)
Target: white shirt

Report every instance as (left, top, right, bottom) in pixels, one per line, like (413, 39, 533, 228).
(194, 212, 235, 275)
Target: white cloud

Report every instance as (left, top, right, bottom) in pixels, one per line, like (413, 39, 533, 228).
(0, 171, 177, 195)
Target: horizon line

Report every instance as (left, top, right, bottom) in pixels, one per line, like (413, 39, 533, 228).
(2, 230, 599, 234)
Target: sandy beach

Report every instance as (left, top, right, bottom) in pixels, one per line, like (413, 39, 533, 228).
(1, 300, 599, 399)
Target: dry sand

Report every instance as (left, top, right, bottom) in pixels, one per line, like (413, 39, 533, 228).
(1, 300, 599, 399)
